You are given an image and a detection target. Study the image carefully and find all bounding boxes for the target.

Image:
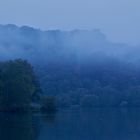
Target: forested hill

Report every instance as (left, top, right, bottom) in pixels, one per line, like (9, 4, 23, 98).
(0, 24, 139, 64)
(1, 24, 140, 107)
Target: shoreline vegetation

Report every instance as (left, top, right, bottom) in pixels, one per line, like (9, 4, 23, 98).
(0, 59, 140, 113)
(1, 59, 140, 113)
(0, 59, 58, 113)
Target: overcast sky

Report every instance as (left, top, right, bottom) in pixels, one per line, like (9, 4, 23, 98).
(0, 0, 140, 45)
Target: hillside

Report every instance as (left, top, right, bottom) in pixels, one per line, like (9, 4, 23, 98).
(1, 24, 140, 107)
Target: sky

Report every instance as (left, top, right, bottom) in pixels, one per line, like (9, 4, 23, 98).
(0, 0, 140, 45)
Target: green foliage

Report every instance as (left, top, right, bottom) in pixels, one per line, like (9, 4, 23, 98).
(0, 59, 38, 112)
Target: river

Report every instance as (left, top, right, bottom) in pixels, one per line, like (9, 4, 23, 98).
(0, 108, 140, 140)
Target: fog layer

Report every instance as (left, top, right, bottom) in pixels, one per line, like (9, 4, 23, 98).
(1, 24, 140, 107)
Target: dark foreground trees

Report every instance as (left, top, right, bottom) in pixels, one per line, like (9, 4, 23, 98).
(0, 59, 38, 112)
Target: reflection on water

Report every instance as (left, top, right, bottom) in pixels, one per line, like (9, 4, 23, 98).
(0, 113, 38, 140)
(1, 109, 140, 140)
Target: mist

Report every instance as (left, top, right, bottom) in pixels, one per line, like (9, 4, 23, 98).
(1, 24, 140, 107)
(1, 0, 140, 139)
(0, 24, 139, 64)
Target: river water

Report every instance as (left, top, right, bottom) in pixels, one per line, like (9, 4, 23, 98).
(0, 108, 140, 140)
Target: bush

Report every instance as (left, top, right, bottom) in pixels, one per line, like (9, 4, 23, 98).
(41, 96, 57, 112)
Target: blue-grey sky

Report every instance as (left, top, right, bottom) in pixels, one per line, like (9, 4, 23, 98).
(0, 0, 140, 45)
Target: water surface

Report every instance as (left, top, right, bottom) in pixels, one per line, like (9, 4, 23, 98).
(0, 108, 140, 140)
